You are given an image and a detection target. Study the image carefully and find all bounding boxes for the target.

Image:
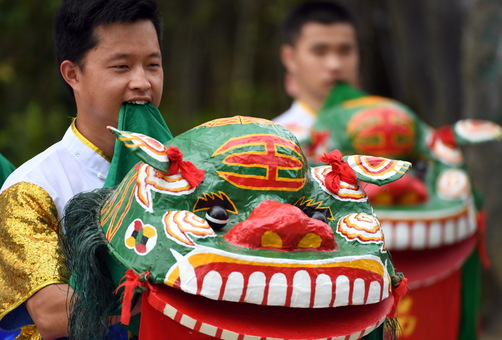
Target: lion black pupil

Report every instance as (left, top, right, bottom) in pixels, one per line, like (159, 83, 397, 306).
(206, 206, 229, 231)
(311, 211, 327, 223)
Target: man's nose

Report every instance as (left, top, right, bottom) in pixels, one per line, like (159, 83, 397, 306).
(130, 68, 151, 91)
(326, 54, 342, 71)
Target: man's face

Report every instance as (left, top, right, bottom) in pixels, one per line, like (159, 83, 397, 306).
(282, 22, 360, 110)
(72, 20, 163, 129)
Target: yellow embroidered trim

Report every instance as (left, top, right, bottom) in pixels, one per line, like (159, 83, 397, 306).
(298, 101, 317, 117)
(71, 119, 111, 162)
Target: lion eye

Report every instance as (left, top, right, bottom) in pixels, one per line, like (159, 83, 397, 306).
(205, 206, 229, 230)
(310, 211, 327, 223)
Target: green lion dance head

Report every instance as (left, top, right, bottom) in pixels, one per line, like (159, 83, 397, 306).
(309, 83, 502, 288)
(63, 114, 410, 339)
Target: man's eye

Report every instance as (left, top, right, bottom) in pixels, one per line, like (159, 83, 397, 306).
(311, 48, 327, 56)
(113, 65, 129, 69)
(338, 45, 355, 56)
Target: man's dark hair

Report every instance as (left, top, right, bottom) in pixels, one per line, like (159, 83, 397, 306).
(54, 0, 163, 95)
(282, 1, 358, 46)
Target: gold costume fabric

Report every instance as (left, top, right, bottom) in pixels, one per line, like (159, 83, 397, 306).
(13, 325, 41, 340)
(0, 182, 69, 338)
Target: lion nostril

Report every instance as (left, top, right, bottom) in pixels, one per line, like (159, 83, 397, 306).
(261, 230, 282, 248)
(205, 206, 229, 230)
(311, 211, 327, 223)
(298, 232, 323, 248)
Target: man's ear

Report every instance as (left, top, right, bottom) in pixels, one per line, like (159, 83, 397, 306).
(280, 44, 295, 73)
(60, 60, 79, 89)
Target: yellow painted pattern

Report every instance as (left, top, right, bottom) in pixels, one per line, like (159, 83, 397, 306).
(396, 295, 417, 337)
(193, 191, 238, 214)
(102, 173, 137, 241)
(197, 116, 276, 128)
(163, 211, 215, 247)
(341, 96, 386, 109)
(117, 131, 168, 157)
(352, 156, 409, 177)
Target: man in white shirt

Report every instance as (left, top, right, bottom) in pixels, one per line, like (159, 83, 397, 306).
(0, 1, 167, 339)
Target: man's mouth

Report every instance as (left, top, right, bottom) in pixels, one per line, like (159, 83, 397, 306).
(127, 100, 149, 105)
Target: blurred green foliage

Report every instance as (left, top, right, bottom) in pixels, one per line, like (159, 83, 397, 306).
(0, 0, 74, 165)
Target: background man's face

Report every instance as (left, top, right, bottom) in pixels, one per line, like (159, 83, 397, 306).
(283, 22, 360, 108)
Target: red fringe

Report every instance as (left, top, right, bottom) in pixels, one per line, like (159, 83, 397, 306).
(429, 125, 457, 148)
(114, 269, 150, 325)
(167, 146, 205, 187)
(389, 277, 408, 318)
(477, 209, 491, 268)
(317, 150, 357, 193)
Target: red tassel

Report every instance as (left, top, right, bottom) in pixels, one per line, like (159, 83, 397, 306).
(477, 210, 491, 268)
(389, 277, 408, 318)
(307, 130, 330, 158)
(167, 146, 205, 187)
(429, 125, 457, 149)
(317, 150, 357, 193)
(114, 269, 150, 325)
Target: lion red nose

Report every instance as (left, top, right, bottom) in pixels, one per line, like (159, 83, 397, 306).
(223, 200, 337, 251)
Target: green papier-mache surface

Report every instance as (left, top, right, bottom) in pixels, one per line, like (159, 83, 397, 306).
(104, 103, 173, 188)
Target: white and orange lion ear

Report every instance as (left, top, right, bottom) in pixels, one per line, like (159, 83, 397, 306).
(108, 126, 170, 172)
(453, 119, 502, 145)
(344, 155, 411, 186)
(108, 127, 205, 188)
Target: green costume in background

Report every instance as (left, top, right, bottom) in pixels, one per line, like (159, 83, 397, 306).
(311, 83, 502, 339)
(0, 154, 15, 185)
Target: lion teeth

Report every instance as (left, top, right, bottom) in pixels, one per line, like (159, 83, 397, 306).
(222, 272, 245, 302)
(169, 250, 390, 308)
(379, 201, 477, 250)
(197, 270, 388, 308)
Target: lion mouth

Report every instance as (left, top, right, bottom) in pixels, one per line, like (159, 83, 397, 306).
(144, 283, 394, 339)
(165, 247, 391, 310)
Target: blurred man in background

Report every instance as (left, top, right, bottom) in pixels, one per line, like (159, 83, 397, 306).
(273, 0, 361, 144)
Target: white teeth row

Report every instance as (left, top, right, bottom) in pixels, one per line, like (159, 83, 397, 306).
(379, 206, 477, 250)
(162, 299, 386, 340)
(128, 100, 147, 104)
(178, 269, 389, 308)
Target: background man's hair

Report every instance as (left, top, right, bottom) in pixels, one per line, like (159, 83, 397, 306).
(282, 0, 358, 46)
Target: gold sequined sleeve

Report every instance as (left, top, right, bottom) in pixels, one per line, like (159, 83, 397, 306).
(0, 182, 69, 323)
